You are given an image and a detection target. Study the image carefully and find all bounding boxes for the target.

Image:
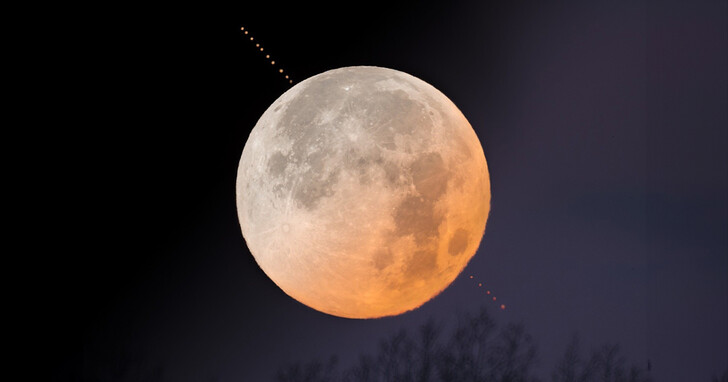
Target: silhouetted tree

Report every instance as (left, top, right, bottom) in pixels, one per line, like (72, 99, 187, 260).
(435, 307, 539, 382)
(487, 323, 539, 382)
(553, 335, 581, 382)
(276, 356, 338, 382)
(378, 329, 416, 381)
(552, 337, 651, 382)
(711, 370, 727, 382)
(590, 344, 654, 382)
(274, 305, 657, 382)
(416, 320, 440, 382)
(344, 354, 377, 382)
(343, 320, 442, 382)
(593, 344, 625, 382)
(552, 335, 597, 382)
(437, 306, 496, 381)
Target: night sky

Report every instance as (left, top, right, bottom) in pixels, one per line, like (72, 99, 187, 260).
(47, 1, 726, 381)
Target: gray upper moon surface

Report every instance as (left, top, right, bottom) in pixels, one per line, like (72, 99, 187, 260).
(236, 66, 490, 319)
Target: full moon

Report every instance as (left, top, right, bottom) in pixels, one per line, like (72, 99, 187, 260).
(236, 66, 490, 319)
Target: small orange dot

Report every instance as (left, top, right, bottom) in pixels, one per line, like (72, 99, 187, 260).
(285, 75, 289, 79)
(260, 48, 264, 51)
(241, 27, 245, 30)
(478, 283, 482, 287)
(265, 55, 270, 59)
(469, 276, 474, 279)
(500, 304, 506, 310)
(289, 80, 293, 83)
(271, 61, 275, 65)
(250, 37, 254, 41)
(279, 69, 284, 73)
(256, 43, 260, 47)
(486, 290, 491, 294)
(492, 297, 497, 301)
(244, 31, 248, 35)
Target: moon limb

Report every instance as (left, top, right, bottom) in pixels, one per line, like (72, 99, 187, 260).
(237, 66, 490, 318)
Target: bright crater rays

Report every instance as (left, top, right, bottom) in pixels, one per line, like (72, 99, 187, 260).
(236, 66, 490, 319)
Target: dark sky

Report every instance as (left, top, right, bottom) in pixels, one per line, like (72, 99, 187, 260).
(46, 1, 726, 381)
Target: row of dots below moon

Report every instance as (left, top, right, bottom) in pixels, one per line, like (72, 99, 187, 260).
(469, 275, 506, 310)
(241, 26, 293, 84)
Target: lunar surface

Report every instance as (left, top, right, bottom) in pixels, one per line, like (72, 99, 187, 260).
(236, 66, 490, 318)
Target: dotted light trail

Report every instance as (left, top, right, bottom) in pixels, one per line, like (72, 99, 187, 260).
(241, 26, 293, 84)
(468, 274, 507, 310)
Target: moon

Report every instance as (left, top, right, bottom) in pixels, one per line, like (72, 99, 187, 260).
(236, 66, 490, 319)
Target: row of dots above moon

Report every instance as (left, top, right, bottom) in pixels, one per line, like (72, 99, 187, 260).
(469, 275, 506, 310)
(241, 26, 293, 84)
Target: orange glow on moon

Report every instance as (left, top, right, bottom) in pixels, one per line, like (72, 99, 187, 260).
(237, 67, 490, 318)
